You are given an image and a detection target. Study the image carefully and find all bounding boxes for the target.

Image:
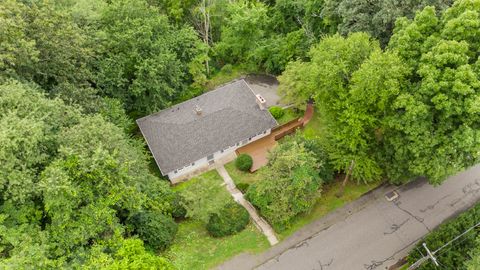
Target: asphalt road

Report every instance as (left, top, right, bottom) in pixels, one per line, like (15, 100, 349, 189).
(218, 164, 480, 270)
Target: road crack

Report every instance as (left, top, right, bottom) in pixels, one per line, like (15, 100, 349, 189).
(393, 200, 431, 232)
(315, 258, 333, 270)
(419, 194, 450, 213)
(383, 218, 410, 235)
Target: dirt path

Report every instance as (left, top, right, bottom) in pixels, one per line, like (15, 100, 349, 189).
(216, 165, 279, 246)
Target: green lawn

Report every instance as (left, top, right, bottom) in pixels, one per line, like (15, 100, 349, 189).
(171, 169, 223, 192)
(302, 110, 327, 139)
(167, 169, 269, 270)
(276, 107, 302, 125)
(224, 162, 263, 185)
(164, 220, 269, 270)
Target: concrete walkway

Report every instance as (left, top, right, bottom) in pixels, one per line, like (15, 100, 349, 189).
(217, 164, 480, 270)
(216, 165, 279, 246)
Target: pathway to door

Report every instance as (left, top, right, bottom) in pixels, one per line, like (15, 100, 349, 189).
(216, 165, 279, 246)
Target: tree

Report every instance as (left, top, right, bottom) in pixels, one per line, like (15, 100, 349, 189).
(97, 0, 207, 116)
(327, 50, 411, 183)
(0, 80, 176, 266)
(322, 0, 452, 46)
(385, 0, 480, 184)
(0, 80, 80, 205)
(279, 33, 397, 182)
(214, 1, 270, 66)
(246, 138, 321, 230)
(279, 33, 379, 109)
(129, 210, 178, 251)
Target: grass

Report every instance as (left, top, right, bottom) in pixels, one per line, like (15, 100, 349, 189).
(167, 169, 269, 270)
(164, 220, 269, 270)
(302, 110, 328, 139)
(224, 162, 263, 185)
(171, 169, 223, 192)
(276, 107, 302, 125)
(278, 179, 381, 239)
(205, 66, 251, 91)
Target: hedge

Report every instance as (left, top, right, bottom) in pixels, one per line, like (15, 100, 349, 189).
(235, 154, 253, 171)
(206, 202, 250, 237)
(268, 106, 284, 119)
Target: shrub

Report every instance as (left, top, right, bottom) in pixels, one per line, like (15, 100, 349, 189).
(235, 154, 253, 171)
(221, 64, 233, 74)
(206, 202, 250, 237)
(236, 182, 250, 193)
(171, 193, 187, 219)
(129, 210, 178, 251)
(268, 106, 284, 119)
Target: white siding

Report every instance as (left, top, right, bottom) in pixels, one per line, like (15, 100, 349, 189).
(167, 128, 271, 181)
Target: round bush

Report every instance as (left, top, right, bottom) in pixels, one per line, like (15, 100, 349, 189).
(130, 210, 178, 251)
(268, 106, 285, 119)
(206, 202, 250, 237)
(221, 64, 233, 74)
(236, 182, 250, 193)
(235, 154, 253, 171)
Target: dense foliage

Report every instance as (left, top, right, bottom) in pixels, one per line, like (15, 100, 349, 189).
(0, 80, 176, 268)
(280, 0, 480, 185)
(246, 136, 322, 230)
(407, 203, 480, 269)
(235, 154, 254, 171)
(322, 0, 452, 46)
(129, 210, 178, 251)
(466, 236, 480, 269)
(2, 0, 477, 267)
(269, 106, 285, 119)
(206, 202, 250, 237)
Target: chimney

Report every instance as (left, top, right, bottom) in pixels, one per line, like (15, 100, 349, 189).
(194, 105, 202, 115)
(255, 94, 267, 110)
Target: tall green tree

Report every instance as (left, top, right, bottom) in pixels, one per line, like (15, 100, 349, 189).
(214, 1, 270, 66)
(0, 80, 175, 267)
(322, 0, 452, 46)
(385, 1, 480, 183)
(246, 138, 321, 230)
(97, 0, 207, 116)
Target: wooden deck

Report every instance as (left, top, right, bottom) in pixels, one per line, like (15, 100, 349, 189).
(236, 103, 315, 172)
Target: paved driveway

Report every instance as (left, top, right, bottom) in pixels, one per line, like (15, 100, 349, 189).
(217, 164, 480, 270)
(245, 74, 282, 108)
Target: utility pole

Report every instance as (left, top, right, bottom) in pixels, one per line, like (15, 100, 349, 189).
(422, 243, 439, 267)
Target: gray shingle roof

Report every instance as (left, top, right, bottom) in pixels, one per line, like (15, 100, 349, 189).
(136, 79, 278, 175)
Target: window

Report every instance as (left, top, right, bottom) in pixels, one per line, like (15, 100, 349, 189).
(221, 149, 224, 153)
(174, 170, 178, 174)
(191, 162, 195, 166)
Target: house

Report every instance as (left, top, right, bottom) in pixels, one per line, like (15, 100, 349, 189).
(136, 79, 278, 183)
